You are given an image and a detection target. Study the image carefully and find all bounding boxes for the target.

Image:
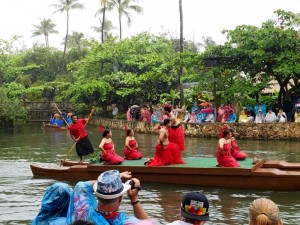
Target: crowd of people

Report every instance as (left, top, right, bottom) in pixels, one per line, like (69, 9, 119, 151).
(32, 169, 283, 225)
(125, 98, 300, 125)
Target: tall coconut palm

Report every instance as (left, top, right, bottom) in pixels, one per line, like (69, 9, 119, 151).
(51, 0, 84, 69)
(178, 0, 184, 106)
(96, 0, 114, 43)
(110, 0, 143, 40)
(92, 19, 115, 41)
(32, 19, 58, 47)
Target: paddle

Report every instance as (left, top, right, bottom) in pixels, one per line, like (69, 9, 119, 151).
(53, 102, 70, 127)
(60, 107, 95, 166)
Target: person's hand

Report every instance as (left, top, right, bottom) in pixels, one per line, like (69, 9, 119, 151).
(120, 171, 132, 179)
(127, 178, 141, 201)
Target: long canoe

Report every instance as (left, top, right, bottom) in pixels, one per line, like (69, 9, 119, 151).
(30, 157, 300, 190)
(42, 122, 68, 131)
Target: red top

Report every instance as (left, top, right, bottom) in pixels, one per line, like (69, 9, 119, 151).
(68, 119, 87, 140)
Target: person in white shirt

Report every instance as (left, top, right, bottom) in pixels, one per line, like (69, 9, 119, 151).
(277, 108, 287, 122)
(167, 192, 209, 225)
(254, 110, 265, 123)
(265, 109, 277, 123)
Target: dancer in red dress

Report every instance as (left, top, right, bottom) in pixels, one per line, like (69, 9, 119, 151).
(163, 104, 185, 151)
(230, 128, 248, 160)
(98, 128, 124, 165)
(147, 119, 185, 167)
(216, 129, 240, 167)
(123, 128, 143, 160)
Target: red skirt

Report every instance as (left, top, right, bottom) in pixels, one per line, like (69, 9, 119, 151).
(147, 143, 186, 167)
(168, 125, 185, 151)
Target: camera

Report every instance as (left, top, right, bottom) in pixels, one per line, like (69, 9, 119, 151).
(125, 180, 141, 191)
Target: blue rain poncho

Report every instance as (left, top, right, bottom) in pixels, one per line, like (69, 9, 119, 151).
(66, 181, 139, 225)
(31, 182, 72, 225)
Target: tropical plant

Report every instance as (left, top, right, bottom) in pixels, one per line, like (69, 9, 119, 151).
(110, 0, 143, 40)
(51, 0, 84, 70)
(32, 18, 58, 47)
(92, 19, 115, 41)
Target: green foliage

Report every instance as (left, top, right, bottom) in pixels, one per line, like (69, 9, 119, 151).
(0, 88, 28, 128)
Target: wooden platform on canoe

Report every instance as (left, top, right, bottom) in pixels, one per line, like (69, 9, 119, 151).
(42, 123, 68, 131)
(30, 157, 300, 190)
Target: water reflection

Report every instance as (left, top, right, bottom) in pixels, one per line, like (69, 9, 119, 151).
(0, 123, 300, 224)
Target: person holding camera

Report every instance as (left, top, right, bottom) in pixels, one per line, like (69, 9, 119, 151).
(66, 170, 148, 224)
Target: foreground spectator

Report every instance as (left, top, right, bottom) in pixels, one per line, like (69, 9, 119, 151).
(66, 170, 148, 224)
(167, 192, 210, 225)
(31, 182, 71, 225)
(248, 197, 283, 225)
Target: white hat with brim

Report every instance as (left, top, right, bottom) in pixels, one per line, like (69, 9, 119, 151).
(93, 182, 131, 199)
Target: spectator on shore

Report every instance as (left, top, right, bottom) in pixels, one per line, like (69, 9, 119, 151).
(112, 104, 119, 118)
(248, 197, 282, 225)
(277, 108, 287, 123)
(66, 170, 148, 224)
(183, 111, 191, 122)
(294, 107, 300, 122)
(283, 97, 293, 122)
(189, 112, 197, 123)
(272, 100, 281, 115)
(217, 104, 226, 122)
(265, 109, 277, 123)
(151, 110, 160, 123)
(227, 110, 237, 123)
(126, 107, 132, 121)
(238, 110, 249, 123)
(254, 110, 265, 123)
(167, 192, 210, 225)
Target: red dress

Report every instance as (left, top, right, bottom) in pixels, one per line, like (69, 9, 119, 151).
(216, 142, 240, 167)
(102, 142, 124, 165)
(124, 140, 143, 160)
(147, 142, 186, 167)
(231, 139, 248, 160)
(168, 125, 185, 151)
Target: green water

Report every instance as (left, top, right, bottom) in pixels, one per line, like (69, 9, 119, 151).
(0, 123, 300, 225)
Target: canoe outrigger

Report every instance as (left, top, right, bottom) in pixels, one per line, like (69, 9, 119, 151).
(30, 157, 300, 190)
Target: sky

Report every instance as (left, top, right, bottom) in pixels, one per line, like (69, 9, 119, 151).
(0, 0, 298, 50)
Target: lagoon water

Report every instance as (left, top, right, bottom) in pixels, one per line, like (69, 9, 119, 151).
(0, 123, 300, 225)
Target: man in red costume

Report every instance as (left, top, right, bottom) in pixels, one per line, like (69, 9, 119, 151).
(69, 113, 94, 162)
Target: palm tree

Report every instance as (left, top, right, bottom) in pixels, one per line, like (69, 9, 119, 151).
(199, 36, 216, 50)
(32, 19, 58, 47)
(92, 19, 115, 41)
(51, 0, 84, 70)
(178, 0, 184, 106)
(95, 0, 114, 43)
(110, 0, 143, 40)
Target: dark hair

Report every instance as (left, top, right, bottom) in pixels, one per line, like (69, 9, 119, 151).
(103, 129, 111, 137)
(223, 129, 231, 137)
(164, 105, 172, 113)
(163, 118, 171, 126)
(126, 129, 132, 136)
(69, 219, 96, 225)
(71, 114, 77, 120)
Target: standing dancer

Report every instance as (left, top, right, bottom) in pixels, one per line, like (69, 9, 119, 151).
(68, 113, 94, 162)
(163, 104, 185, 151)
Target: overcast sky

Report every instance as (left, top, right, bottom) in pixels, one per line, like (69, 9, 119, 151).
(0, 0, 298, 49)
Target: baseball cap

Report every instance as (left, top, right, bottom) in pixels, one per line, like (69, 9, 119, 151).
(181, 192, 210, 221)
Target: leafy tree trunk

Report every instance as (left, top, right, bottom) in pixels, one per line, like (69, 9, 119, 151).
(62, 9, 70, 70)
(101, 6, 106, 43)
(178, 0, 184, 107)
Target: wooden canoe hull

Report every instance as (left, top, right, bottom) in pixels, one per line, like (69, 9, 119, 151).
(42, 123, 68, 131)
(30, 159, 300, 190)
